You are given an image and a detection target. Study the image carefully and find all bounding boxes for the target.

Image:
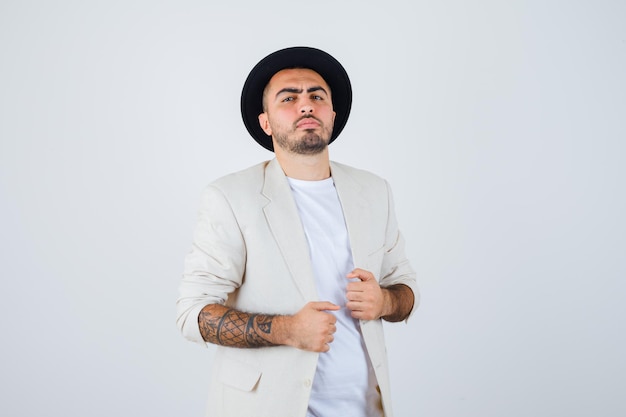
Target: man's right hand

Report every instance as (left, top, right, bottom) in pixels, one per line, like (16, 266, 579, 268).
(279, 301, 339, 352)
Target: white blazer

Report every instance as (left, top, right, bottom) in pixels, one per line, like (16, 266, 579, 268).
(177, 158, 418, 417)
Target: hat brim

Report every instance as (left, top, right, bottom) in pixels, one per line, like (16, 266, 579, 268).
(240, 47, 352, 152)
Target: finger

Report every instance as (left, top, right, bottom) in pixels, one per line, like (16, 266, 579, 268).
(346, 290, 363, 301)
(346, 281, 368, 292)
(347, 268, 374, 282)
(309, 301, 341, 311)
(345, 300, 362, 312)
(349, 309, 362, 319)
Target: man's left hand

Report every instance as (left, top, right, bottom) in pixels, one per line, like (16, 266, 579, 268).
(345, 268, 389, 320)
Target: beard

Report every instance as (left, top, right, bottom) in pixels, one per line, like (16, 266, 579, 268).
(272, 116, 332, 155)
(274, 131, 329, 155)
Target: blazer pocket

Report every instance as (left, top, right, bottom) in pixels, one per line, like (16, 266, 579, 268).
(219, 355, 262, 392)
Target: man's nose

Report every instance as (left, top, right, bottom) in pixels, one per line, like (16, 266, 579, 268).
(300, 101, 314, 113)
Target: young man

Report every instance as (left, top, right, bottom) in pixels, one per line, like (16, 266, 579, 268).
(177, 47, 418, 417)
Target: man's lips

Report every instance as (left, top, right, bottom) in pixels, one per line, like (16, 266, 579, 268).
(296, 117, 321, 129)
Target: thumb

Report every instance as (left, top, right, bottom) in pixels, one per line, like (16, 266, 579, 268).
(347, 268, 374, 282)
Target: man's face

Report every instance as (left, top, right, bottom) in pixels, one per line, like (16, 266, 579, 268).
(258, 68, 336, 155)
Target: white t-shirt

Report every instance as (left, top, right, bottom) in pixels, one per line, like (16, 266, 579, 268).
(287, 177, 383, 417)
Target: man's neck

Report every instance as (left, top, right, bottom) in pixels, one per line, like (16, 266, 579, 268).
(274, 148, 331, 181)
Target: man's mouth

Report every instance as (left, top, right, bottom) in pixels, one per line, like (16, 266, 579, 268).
(296, 117, 321, 129)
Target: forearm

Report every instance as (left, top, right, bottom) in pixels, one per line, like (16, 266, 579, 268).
(198, 302, 338, 351)
(198, 304, 289, 348)
(380, 284, 415, 322)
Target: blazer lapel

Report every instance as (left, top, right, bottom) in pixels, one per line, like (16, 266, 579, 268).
(330, 162, 374, 272)
(262, 159, 318, 300)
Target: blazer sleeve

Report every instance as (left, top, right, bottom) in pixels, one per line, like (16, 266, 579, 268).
(176, 184, 247, 345)
(378, 180, 420, 316)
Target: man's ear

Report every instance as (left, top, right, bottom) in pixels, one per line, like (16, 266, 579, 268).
(258, 113, 272, 136)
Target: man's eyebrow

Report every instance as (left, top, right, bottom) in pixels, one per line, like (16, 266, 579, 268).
(274, 86, 329, 99)
(307, 86, 328, 95)
(275, 87, 302, 98)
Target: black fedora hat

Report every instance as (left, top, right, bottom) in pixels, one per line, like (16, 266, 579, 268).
(240, 46, 352, 152)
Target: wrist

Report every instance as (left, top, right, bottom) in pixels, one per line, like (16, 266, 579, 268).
(270, 314, 293, 347)
(380, 288, 393, 319)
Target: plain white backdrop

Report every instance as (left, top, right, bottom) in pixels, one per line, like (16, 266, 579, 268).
(1, 1, 624, 416)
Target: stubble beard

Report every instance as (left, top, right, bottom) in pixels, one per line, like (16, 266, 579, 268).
(273, 131, 327, 155)
(273, 120, 332, 155)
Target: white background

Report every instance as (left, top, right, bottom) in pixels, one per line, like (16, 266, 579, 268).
(1, 1, 624, 416)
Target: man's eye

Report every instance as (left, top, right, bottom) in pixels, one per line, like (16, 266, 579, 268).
(313, 95, 323, 100)
(282, 97, 294, 102)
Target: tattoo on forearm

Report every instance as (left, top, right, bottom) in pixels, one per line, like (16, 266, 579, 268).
(199, 306, 276, 348)
(244, 314, 274, 346)
(257, 315, 272, 334)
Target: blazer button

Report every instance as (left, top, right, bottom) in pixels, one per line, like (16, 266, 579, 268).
(304, 379, 312, 388)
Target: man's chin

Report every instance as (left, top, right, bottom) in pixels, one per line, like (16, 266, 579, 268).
(297, 144, 327, 155)
(273, 132, 330, 155)
(295, 135, 328, 155)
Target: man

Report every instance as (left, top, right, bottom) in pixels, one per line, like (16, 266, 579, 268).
(177, 47, 418, 417)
